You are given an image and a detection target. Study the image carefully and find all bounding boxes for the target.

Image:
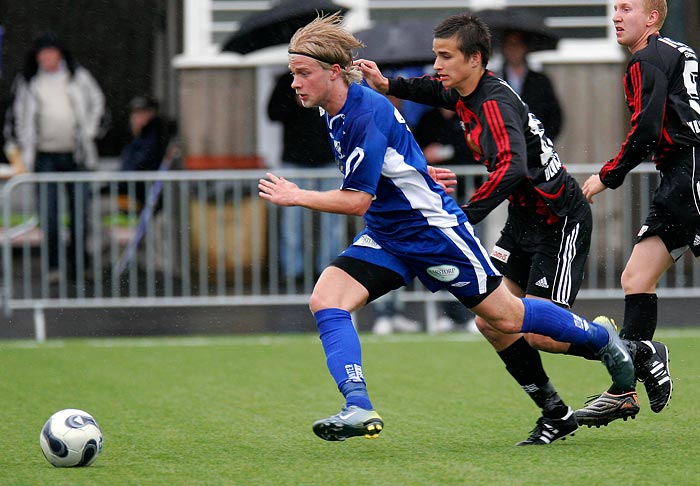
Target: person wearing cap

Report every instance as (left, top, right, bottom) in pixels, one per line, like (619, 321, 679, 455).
(5, 32, 105, 283)
(119, 95, 170, 209)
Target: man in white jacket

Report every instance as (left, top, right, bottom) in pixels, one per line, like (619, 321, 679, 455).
(5, 32, 104, 282)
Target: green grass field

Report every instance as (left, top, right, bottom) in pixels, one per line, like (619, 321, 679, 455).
(1, 330, 698, 485)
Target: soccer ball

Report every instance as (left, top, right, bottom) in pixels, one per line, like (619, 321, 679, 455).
(39, 409, 103, 467)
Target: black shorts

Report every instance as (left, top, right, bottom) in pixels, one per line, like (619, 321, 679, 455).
(489, 204, 592, 307)
(637, 148, 700, 260)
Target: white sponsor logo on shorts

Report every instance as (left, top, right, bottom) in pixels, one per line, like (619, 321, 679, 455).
(354, 234, 381, 249)
(694, 235, 700, 247)
(491, 245, 510, 263)
(427, 265, 460, 282)
(638, 225, 649, 237)
(535, 277, 549, 289)
(451, 281, 470, 287)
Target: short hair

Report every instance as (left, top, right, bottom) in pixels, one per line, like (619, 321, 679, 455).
(289, 13, 364, 84)
(644, 0, 667, 29)
(433, 13, 492, 68)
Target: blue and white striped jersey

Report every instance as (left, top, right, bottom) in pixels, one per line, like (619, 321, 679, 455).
(323, 83, 468, 242)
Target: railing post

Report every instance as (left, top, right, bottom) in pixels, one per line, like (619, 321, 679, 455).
(34, 306, 47, 343)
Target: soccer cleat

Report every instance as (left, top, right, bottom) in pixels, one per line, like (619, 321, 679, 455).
(634, 340, 673, 413)
(592, 316, 636, 391)
(516, 407, 578, 446)
(574, 391, 640, 427)
(312, 405, 384, 441)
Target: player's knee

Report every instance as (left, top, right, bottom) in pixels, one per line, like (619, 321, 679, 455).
(308, 291, 326, 314)
(481, 315, 521, 334)
(621, 266, 655, 294)
(474, 316, 489, 333)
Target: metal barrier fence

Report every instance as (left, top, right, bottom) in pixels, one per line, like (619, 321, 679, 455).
(2, 165, 699, 340)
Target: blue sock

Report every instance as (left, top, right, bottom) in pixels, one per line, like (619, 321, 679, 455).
(521, 299, 608, 352)
(314, 308, 373, 410)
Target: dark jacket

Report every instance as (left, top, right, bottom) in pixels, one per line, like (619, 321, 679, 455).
(502, 67, 563, 140)
(119, 116, 170, 206)
(267, 72, 334, 166)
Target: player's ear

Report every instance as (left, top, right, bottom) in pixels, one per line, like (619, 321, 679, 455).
(647, 8, 659, 27)
(329, 63, 343, 80)
(469, 52, 482, 68)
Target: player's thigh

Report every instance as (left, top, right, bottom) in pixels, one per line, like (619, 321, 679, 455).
(310, 239, 411, 313)
(470, 281, 524, 334)
(622, 236, 674, 293)
(310, 266, 370, 313)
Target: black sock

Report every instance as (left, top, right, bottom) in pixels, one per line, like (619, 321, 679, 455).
(497, 337, 568, 418)
(622, 293, 657, 341)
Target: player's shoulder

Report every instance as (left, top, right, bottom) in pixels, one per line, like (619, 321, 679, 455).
(634, 35, 689, 68)
(479, 73, 523, 110)
(345, 83, 394, 123)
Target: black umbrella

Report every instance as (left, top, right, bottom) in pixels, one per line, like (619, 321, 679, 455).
(353, 20, 438, 68)
(222, 0, 349, 54)
(475, 9, 560, 52)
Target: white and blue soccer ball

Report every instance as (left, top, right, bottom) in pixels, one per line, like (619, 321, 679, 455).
(39, 409, 103, 467)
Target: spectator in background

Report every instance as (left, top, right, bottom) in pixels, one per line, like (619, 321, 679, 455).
(119, 95, 171, 209)
(267, 72, 343, 286)
(499, 30, 563, 140)
(4, 32, 105, 283)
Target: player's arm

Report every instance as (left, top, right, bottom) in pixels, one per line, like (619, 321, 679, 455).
(355, 59, 456, 109)
(598, 61, 668, 190)
(387, 75, 457, 110)
(259, 172, 373, 216)
(354, 59, 390, 94)
(462, 100, 528, 224)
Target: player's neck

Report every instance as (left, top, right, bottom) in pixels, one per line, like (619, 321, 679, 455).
(629, 30, 659, 54)
(322, 84, 350, 117)
(454, 68, 485, 98)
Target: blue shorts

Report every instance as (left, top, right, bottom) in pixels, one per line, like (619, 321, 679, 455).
(339, 223, 500, 298)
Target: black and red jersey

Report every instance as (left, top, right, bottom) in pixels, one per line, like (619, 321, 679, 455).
(387, 72, 585, 225)
(600, 34, 700, 189)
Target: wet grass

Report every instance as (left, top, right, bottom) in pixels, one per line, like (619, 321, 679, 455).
(0, 330, 697, 485)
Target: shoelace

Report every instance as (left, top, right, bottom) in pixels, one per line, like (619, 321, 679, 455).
(582, 394, 603, 405)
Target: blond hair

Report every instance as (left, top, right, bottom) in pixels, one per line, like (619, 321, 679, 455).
(289, 13, 364, 84)
(644, 0, 667, 29)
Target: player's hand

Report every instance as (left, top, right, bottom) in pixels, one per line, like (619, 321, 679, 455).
(428, 166, 457, 194)
(258, 172, 300, 206)
(581, 173, 606, 203)
(354, 59, 389, 94)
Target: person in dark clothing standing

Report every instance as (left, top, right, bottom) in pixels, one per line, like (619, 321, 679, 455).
(499, 30, 563, 140)
(119, 95, 169, 209)
(581, 0, 694, 416)
(357, 11, 671, 435)
(267, 72, 342, 284)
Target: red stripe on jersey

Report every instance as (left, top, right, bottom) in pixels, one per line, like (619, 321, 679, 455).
(601, 62, 643, 179)
(475, 100, 511, 198)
